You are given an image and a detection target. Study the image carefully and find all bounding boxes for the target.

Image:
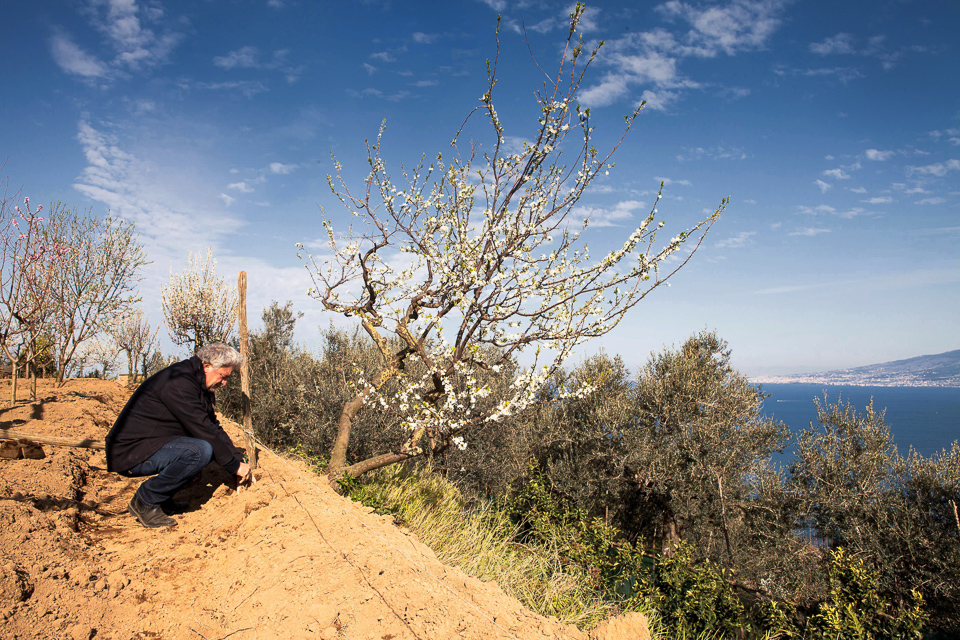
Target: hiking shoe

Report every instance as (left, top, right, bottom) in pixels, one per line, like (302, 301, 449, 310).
(128, 494, 177, 528)
(159, 499, 190, 516)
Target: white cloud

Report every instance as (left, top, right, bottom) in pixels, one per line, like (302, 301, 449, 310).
(72, 119, 242, 264)
(181, 79, 268, 98)
(412, 32, 438, 44)
(85, 0, 182, 72)
(478, 0, 507, 10)
(50, 30, 109, 78)
(370, 51, 395, 62)
(862, 196, 892, 204)
(214, 46, 260, 69)
(716, 231, 756, 248)
(213, 46, 302, 83)
(822, 168, 850, 180)
(916, 197, 946, 205)
(848, 186, 867, 193)
(577, 74, 631, 107)
(798, 204, 867, 218)
(578, 0, 786, 109)
(220, 193, 235, 206)
(228, 181, 255, 193)
(363, 63, 377, 75)
(269, 162, 298, 174)
(864, 148, 894, 161)
(798, 204, 836, 216)
(907, 159, 960, 177)
(572, 200, 646, 227)
(655, 177, 692, 187)
(639, 88, 680, 111)
(814, 179, 831, 193)
(658, 0, 784, 56)
(810, 33, 855, 55)
(789, 227, 831, 236)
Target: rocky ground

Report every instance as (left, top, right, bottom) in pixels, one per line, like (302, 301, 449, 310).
(0, 379, 648, 640)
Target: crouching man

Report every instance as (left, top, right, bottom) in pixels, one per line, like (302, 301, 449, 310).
(105, 343, 256, 528)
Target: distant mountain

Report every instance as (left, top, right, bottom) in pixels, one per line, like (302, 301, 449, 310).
(752, 349, 960, 387)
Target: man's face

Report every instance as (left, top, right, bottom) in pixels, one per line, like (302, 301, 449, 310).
(203, 364, 234, 390)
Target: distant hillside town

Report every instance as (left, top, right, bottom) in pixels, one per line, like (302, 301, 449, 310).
(752, 349, 960, 387)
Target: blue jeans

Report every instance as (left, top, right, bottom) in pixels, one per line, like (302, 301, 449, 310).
(122, 438, 213, 507)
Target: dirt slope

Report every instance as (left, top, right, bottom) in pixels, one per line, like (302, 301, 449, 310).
(0, 379, 594, 640)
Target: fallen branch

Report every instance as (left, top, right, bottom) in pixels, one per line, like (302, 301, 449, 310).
(0, 427, 105, 450)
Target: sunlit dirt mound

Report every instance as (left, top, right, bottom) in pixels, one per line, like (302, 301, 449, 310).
(0, 379, 600, 640)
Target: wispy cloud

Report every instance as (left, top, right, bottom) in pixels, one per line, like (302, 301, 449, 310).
(862, 196, 892, 204)
(50, 0, 183, 80)
(655, 176, 692, 187)
(809, 32, 913, 70)
(228, 181, 255, 193)
(822, 168, 850, 180)
(916, 197, 946, 205)
(814, 179, 831, 193)
(907, 159, 960, 177)
(716, 231, 756, 248)
(72, 119, 243, 261)
(213, 46, 303, 83)
(676, 145, 747, 162)
(269, 162, 298, 175)
(412, 32, 439, 44)
(572, 200, 647, 227)
(789, 227, 831, 236)
(864, 148, 894, 161)
(798, 204, 868, 218)
(49, 29, 109, 78)
(577, 0, 787, 109)
(810, 33, 855, 55)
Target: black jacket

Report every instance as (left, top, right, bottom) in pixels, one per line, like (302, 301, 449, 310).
(105, 356, 242, 475)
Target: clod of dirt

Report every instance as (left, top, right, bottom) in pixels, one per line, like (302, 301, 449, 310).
(0, 560, 34, 605)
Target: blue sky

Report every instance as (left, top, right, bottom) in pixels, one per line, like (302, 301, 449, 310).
(2, 0, 958, 376)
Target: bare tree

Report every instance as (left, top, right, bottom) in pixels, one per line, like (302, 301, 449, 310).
(112, 308, 159, 386)
(161, 248, 237, 352)
(45, 203, 148, 384)
(300, 7, 724, 480)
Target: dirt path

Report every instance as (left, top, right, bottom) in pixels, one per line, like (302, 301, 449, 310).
(0, 379, 603, 640)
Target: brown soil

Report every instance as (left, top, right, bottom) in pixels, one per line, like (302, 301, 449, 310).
(0, 379, 597, 640)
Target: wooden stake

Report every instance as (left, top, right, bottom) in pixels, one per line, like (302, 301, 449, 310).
(238, 271, 257, 469)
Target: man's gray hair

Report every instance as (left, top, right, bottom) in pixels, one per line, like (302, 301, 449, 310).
(196, 343, 244, 369)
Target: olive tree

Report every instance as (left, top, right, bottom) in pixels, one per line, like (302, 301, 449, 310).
(162, 248, 237, 351)
(300, 6, 724, 480)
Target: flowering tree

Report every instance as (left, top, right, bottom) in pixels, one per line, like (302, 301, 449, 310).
(162, 248, 237, 351)
(46, 203, 148, 383)
(112, 307, 159, 385)
(301, 5, 725, 480)
(0, 193, 68, 402)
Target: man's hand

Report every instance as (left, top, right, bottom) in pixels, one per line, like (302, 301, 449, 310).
(236, 461, 257, 487)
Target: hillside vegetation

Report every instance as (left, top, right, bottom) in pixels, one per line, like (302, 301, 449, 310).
(221, 306, 960, 639)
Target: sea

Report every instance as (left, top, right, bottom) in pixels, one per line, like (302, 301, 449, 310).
(757, 383, 960, 464)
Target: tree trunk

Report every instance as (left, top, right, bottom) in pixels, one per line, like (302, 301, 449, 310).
(326, 395, 366, 479)
(662, 508, 680, 557)
(28, 342, 36, 401)
(10, 362, 17, 407)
